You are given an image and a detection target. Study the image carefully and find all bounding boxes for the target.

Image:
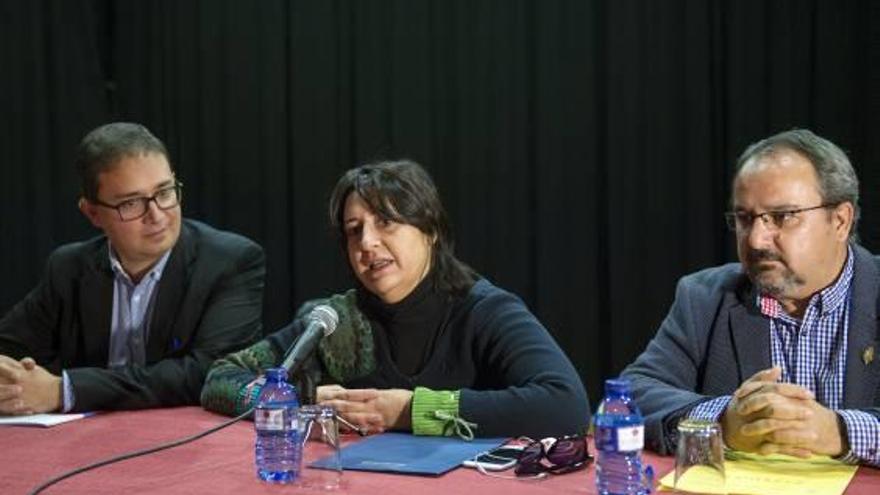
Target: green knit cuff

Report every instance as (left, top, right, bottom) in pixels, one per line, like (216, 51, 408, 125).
(411, 387, 461, 436)
(236, 380, 264, 415)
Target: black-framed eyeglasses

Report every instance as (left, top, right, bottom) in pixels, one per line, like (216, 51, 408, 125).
(514, 435, 592, 476)
(723, 203, 836, 233)
(92, 182, 183, 222)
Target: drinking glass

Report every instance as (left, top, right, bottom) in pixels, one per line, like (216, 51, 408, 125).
(298, 405, 343, 490)
(674, 419, 725, 494)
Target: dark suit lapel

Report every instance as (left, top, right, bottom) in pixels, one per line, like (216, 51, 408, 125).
(729, 282, 772, 383)
(146, 222, 194, 360)
(843, 245, 880, 408)
(79, 243, 113, 366)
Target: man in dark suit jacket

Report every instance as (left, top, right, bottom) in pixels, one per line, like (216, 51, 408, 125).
(0, 123, 264, 413)
(623, 129, 880, 466)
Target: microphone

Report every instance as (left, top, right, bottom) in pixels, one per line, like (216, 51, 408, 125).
(280, 305, 339, 374)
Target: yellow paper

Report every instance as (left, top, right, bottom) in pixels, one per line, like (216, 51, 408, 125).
(658, 452, 857, 495)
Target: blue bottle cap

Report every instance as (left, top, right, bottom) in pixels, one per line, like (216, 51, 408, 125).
(604, 378, 632, 396)
(265, 367, 289, 382)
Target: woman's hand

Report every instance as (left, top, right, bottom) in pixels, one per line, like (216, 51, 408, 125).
(317, 385, 413, 433)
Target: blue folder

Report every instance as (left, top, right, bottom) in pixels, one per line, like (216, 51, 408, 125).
(310, 432, 507, 476)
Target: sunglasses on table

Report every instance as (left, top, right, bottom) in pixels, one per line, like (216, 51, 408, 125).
(514, 435, 593, 476)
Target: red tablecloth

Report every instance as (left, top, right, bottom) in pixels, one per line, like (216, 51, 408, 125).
(2, 407, 878, 495)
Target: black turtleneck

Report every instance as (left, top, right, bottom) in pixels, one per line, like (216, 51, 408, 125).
(357, 275, 451, 376)
(247, 275, 591, 437)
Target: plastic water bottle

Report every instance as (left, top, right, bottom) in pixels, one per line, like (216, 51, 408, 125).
(594, 378, 652, 495)
(254, 367, 301, 483)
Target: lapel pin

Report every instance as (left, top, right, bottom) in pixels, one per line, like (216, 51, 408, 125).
(863, 346, 875, 366)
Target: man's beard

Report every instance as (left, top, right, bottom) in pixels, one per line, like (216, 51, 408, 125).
(744, 249, 806, 297)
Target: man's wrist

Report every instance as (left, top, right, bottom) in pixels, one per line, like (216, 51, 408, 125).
(48, 374, 63, 412)
(831, 411, 850, 457)
(831, 411, 849, 457)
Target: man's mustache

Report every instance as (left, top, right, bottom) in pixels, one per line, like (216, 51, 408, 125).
(746, 249, 783, 264)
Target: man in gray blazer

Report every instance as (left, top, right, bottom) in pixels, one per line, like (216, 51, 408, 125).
(0, 123, 265, 414)
(623, 129, 879, 466)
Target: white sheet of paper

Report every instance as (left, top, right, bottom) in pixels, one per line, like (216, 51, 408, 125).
(0, 413, 93, 427)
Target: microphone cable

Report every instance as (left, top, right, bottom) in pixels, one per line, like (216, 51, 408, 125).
(27, 407, 254, 495)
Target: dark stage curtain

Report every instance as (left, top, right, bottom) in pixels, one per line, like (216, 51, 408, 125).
(2, 0, 879, 405)
(0, 0, 111, 302)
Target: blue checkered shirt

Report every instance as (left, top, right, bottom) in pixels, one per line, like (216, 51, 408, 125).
(690, 247, 880, 465)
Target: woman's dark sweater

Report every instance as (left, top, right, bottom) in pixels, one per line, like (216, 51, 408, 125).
(201, 278, 591, 439)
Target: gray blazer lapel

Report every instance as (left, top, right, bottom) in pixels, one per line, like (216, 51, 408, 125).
(843, 245, 880, 408)
(78, 244, 113, 366)
(729, 285, 772, 383)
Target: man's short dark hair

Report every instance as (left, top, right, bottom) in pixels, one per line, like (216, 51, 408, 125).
(75, 122, 170, 201)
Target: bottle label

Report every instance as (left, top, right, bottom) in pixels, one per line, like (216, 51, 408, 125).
(255, 408, 288, 431)
(616, 425, 644, 452)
